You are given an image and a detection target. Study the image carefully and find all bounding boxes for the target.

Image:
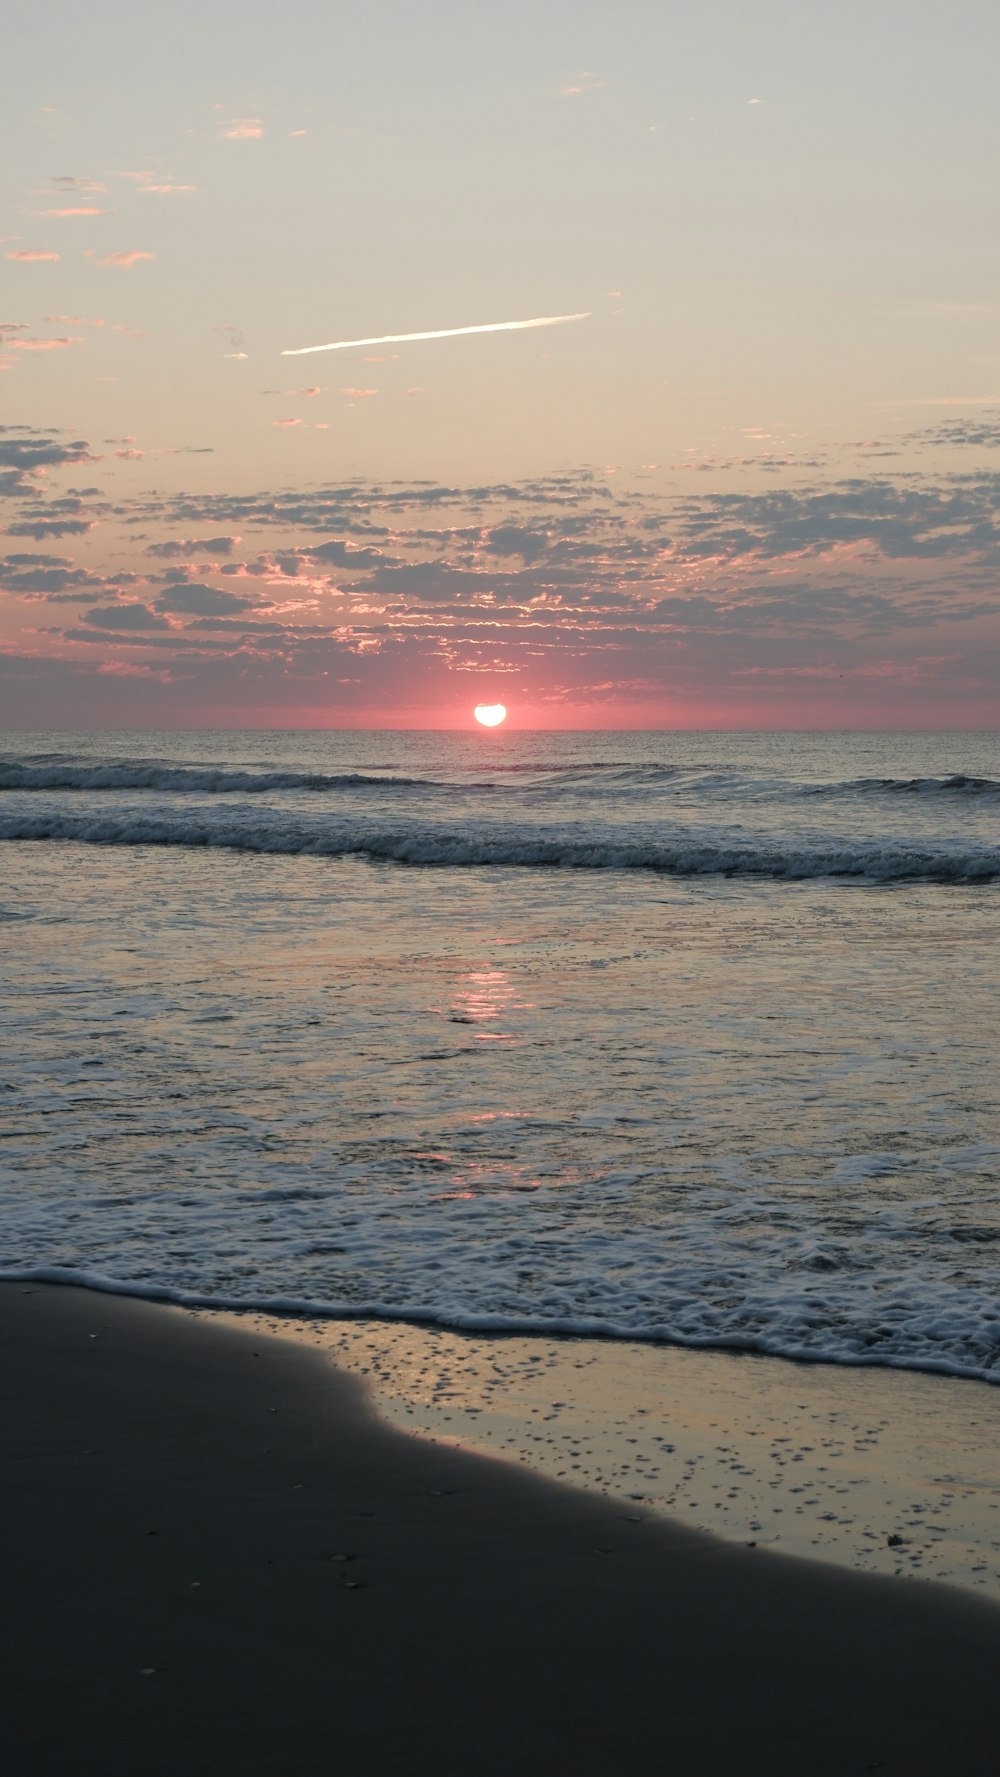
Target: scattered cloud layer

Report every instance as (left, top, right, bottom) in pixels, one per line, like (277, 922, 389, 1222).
(2, 412, 998, 722)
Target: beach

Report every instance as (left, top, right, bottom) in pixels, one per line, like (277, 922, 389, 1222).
(5, 1281, 1000, 1777)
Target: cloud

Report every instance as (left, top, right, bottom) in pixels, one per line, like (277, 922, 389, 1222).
(46, 176, 107, 192)
(909, 413, 1000, 450)
(152, 581, 257, 615)
(669, 476, 1000, 562)
(5, 516, 96, 539)
(2, 420, 997, 726)
(29, 454, 990, 721)
(82, 603, 170, 630)
(44, 314, 105, 327)
(306, 539, 388, 569)
(93, 250, 155, 269)
(0, 552, 105, 600)
(480, 525, 553, 562)
(140, 183, 195, 194)
(147, 535, 239, 558)
(221, 119, 263, 140)
(31, 206, 107, 218)
(282, 313, 591, 357)
(6, 248, 60, 262)
(271, 417, 303, 428)
(6, 336, 80, 353)
(0, 425, 93, 493)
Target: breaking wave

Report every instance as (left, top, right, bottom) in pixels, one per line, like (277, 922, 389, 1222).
(3, 760, 998, 802)
(1, 809, 997, 883)
(0, 763, 433, 794)
(812, 773, 1000, 799)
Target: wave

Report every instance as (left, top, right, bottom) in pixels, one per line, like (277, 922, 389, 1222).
(0, 763, 434, 794)
(812, 774, 1000, 799)
(1, 809, 997, 882)
(5, 759, 997, 803)
(0, 759, 635, 793)
(1, 1265, 996, 1385)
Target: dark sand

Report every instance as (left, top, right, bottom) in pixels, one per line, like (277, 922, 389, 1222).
(3, 1284, 998, 1777)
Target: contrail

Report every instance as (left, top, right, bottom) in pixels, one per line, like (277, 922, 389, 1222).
(281, 312, 590, 357)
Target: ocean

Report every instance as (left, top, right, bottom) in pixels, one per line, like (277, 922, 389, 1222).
(1, 728, 998, 1383)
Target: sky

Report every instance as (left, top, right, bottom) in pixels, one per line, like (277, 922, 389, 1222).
(2, 0, 999, 729)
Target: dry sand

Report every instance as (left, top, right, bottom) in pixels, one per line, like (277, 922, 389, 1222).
(4, 1282, 999, 1777)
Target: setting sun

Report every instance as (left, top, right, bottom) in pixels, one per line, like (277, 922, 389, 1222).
(474, 703, 507, 727)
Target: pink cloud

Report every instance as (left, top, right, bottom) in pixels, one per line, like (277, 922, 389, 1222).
(6, 248, 60, 262)
(221, 119, 263, 140)
(341, 387, 378, 399)
(94, 250, 155, 269)
(140, 183, 196, 195)
(44, 314, 105, 327)
(31, 206, 107, 218)
(97, 661, 171, 679)
(7, 336, 80, 352)
(271, 417, 303, 428)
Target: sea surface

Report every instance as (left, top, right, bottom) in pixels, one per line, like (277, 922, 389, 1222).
(1, 729, 998, 1383)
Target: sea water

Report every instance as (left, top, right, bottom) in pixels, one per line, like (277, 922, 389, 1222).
(1, 729, 998, 1381)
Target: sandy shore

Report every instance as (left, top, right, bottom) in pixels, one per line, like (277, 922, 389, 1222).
(4, 1284, 1000, 1777)
(212, 1310, 1000, 1597)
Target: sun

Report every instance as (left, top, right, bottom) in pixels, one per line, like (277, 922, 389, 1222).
(474, 703, 507, 727)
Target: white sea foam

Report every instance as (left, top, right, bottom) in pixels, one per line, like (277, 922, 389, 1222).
(1, 1259, 997, 1383)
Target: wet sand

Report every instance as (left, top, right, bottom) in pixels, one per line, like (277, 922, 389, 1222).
(213, 1311, 1000, 1596)
(4, 1282, 1000, 1777)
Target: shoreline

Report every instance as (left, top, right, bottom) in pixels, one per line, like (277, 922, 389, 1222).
(209, 1306, 1000, 1599)
(5, 1273, 999, 1594)
(4, 1281, 1000, 1776)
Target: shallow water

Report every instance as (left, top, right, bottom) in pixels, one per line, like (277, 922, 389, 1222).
(2, 729, 998, 1380)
